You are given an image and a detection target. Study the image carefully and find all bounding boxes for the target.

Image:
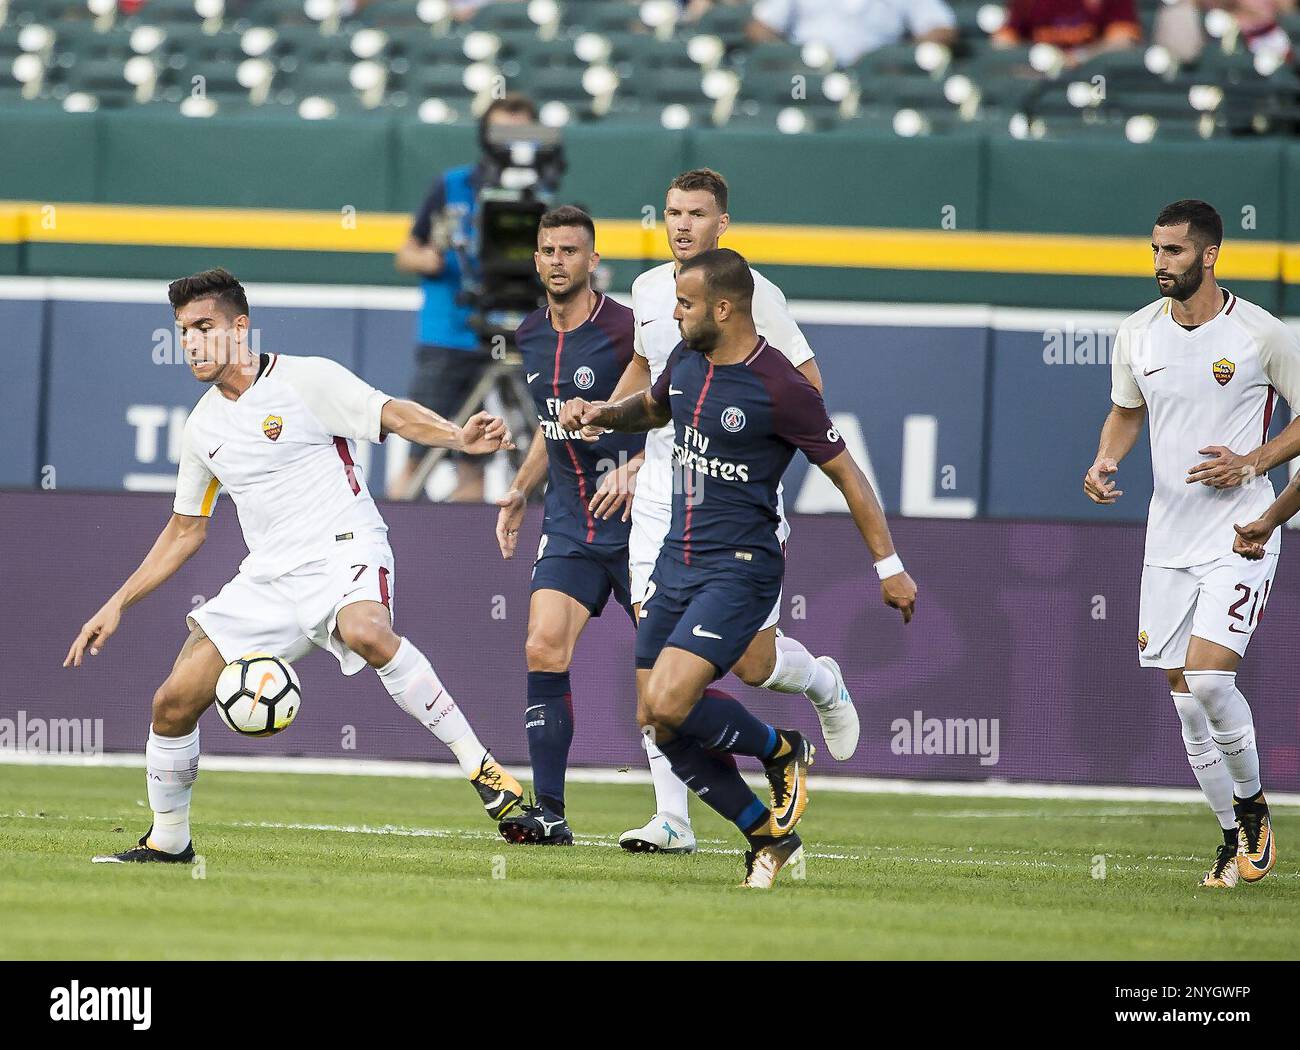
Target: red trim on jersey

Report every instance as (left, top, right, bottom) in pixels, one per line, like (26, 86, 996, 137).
(682, 361, 715, 565)
(553, 329, 596, 542)
(333, 436, 360, 495)
(589, 292, 606, 322)
(1225, 293, 1237, 315)
(378, 566, 391, 610)
(263, 353, 280, 377)
(1262, 386, 1276, 445)
(744, 337, 768, 366)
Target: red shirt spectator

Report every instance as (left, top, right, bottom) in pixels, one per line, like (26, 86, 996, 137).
(995, 0, 1143, 48)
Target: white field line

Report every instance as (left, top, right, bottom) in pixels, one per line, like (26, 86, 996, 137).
(3, 749, 1300, 807)
(4, 810, 1294, 881)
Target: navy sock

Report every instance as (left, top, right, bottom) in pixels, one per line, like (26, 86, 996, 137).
(660, 735, 767, 833)
(525, 670, 573, 816)
(677, 690, 778, 759)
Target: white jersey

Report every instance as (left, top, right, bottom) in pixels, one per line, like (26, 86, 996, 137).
(174, 353, 393, 582)
(630, 260, 815, 507)
(1111, 291, 1300, 568)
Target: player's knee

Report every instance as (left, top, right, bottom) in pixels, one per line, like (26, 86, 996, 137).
(524, 629, 572, 672)
(1166, 668, 1188, 693)
(731, 647, 775, 688)
(151, 681, 202, 735)
(643, 671, 689, 730)
(339, 613, 398, 667)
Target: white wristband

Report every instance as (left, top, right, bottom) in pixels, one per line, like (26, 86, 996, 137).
(874, 554, 904, 580)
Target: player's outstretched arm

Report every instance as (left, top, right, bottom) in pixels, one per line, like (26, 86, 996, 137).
(818, 450, 917, 623)
(380, 399, 515, 455)
(607, 350, 652, 404)
(496, 426, 548, 559)
(560, 391, 670, 435)
(1084, 404, 1146, 504)
(1234, 474, 1300, 559)
(1191, 415, 1300, 490)
(64, 513, 209, 667)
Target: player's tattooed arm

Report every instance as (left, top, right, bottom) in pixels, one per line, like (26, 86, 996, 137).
(380, 399, 515, 454)
(1084, 404, 1146, 505)
(64, 513, 209, 667)
(559, 391, 669, 434)
(818, 451, 917, 624)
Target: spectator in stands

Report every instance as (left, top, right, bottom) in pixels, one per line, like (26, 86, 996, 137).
(992, 0, 1143, 58)
(392, 93, 538, 502)
(746, 0, 958, 66)
(1155, 0, 1294, 61)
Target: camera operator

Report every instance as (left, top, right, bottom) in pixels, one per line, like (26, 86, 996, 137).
(392, 93, 539, 502)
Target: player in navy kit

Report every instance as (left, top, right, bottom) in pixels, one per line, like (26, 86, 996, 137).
(494, 206, 644, 845)
(561, 249, 917, 887)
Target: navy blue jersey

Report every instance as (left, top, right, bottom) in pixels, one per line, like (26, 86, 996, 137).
(649, 337, 845, 571)
(516, 293, 645, 548)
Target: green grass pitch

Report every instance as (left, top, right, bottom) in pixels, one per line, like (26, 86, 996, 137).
(1, 764, 1295, 960)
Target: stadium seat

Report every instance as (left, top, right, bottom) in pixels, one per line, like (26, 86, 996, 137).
(123, 0, 207, 27)
(467, 1, 539, 34)
(561, 1, 640, 36)
(354, 0, 439, 30)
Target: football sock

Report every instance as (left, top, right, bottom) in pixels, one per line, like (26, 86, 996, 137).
(1184, 670, 1262, 799)
(1224, 826, 1240, 850)
(145, 727, 199, 854)
(643, 731, 691, 823)
(676, 689, 777, 758)
(1171, 690, 1236, 831)
(659, 735, 767, 833)
(378, 637, 482, 776)
(761, 635, 838, 708)
(526, 670, 574, 815)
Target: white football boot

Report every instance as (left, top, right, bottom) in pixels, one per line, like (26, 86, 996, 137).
(619, 811, 696, 854)
(813, 656, 860, 761)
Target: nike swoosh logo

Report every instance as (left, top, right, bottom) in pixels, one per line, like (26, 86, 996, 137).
(640, 320, 655, 327)
(692, 625, 722, 639)
(774, 773, 801, 831)
(483, 790, 505, 810)
(669, 387, 684, 396)
(424, 688, 445, 712)
(1248, 829, 1273, 870)
(526, 372, 541, 383)
(1227, 624, 1251, 634)
(1143, 367, 1167, 376)
(208, 444, 223, 458)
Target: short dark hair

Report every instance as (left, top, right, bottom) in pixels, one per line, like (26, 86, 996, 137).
(481, 92, 538, 129)
(167, 267, 249, 318)
(678, 247, 754, 306)
(1155, 199, 1223, 249)
(669, 168, 728, 213)
(538, 205, 596, 246)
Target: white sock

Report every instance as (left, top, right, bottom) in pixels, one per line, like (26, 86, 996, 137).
(145, 727, 199, 853)
(1184, 671, 1262, 799)
(643, 730, 690, 825)
(378, 637, 484, 776)
(1171, 691, 1235, 830)
(760, 634, 838, 708)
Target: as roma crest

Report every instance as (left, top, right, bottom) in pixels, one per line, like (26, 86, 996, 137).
(1212, 358, 1235, 386)
(262, 414, 283, 441)
(1137, 630, 1148, 652)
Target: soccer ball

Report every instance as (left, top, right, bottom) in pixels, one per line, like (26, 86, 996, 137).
(213, 653, 302, 737)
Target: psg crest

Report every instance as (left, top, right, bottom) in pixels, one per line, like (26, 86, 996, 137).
(1212, 358, 1235, 386)
(721, 406, 746, 432)
(573, 366, 595, 390)
(262, 414, 284, 441)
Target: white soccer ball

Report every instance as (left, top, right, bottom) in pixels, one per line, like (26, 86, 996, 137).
(213, 653, 302, 737)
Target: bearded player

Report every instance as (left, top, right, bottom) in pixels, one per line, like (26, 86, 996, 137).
(492, 207, 644, 845)
(65, 268, 525, 863)
(562, 249, 915, 886)
(1084, 200, 1300, 888)
(585, 169, 859, 855)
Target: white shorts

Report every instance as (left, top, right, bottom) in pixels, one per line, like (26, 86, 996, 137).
(628, 492, 781, 631)
(1137, 552, 1278, 669)
(188, 534, 395, 676)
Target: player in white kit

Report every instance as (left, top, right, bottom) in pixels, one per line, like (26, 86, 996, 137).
(65, 269, 526, 863)
(581, 170, 862, 854)
(1084, 201, 1300, 888)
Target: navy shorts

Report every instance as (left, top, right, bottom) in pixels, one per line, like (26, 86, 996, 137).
(634, 553, 782, 676)
(531, 533, 633, 618)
